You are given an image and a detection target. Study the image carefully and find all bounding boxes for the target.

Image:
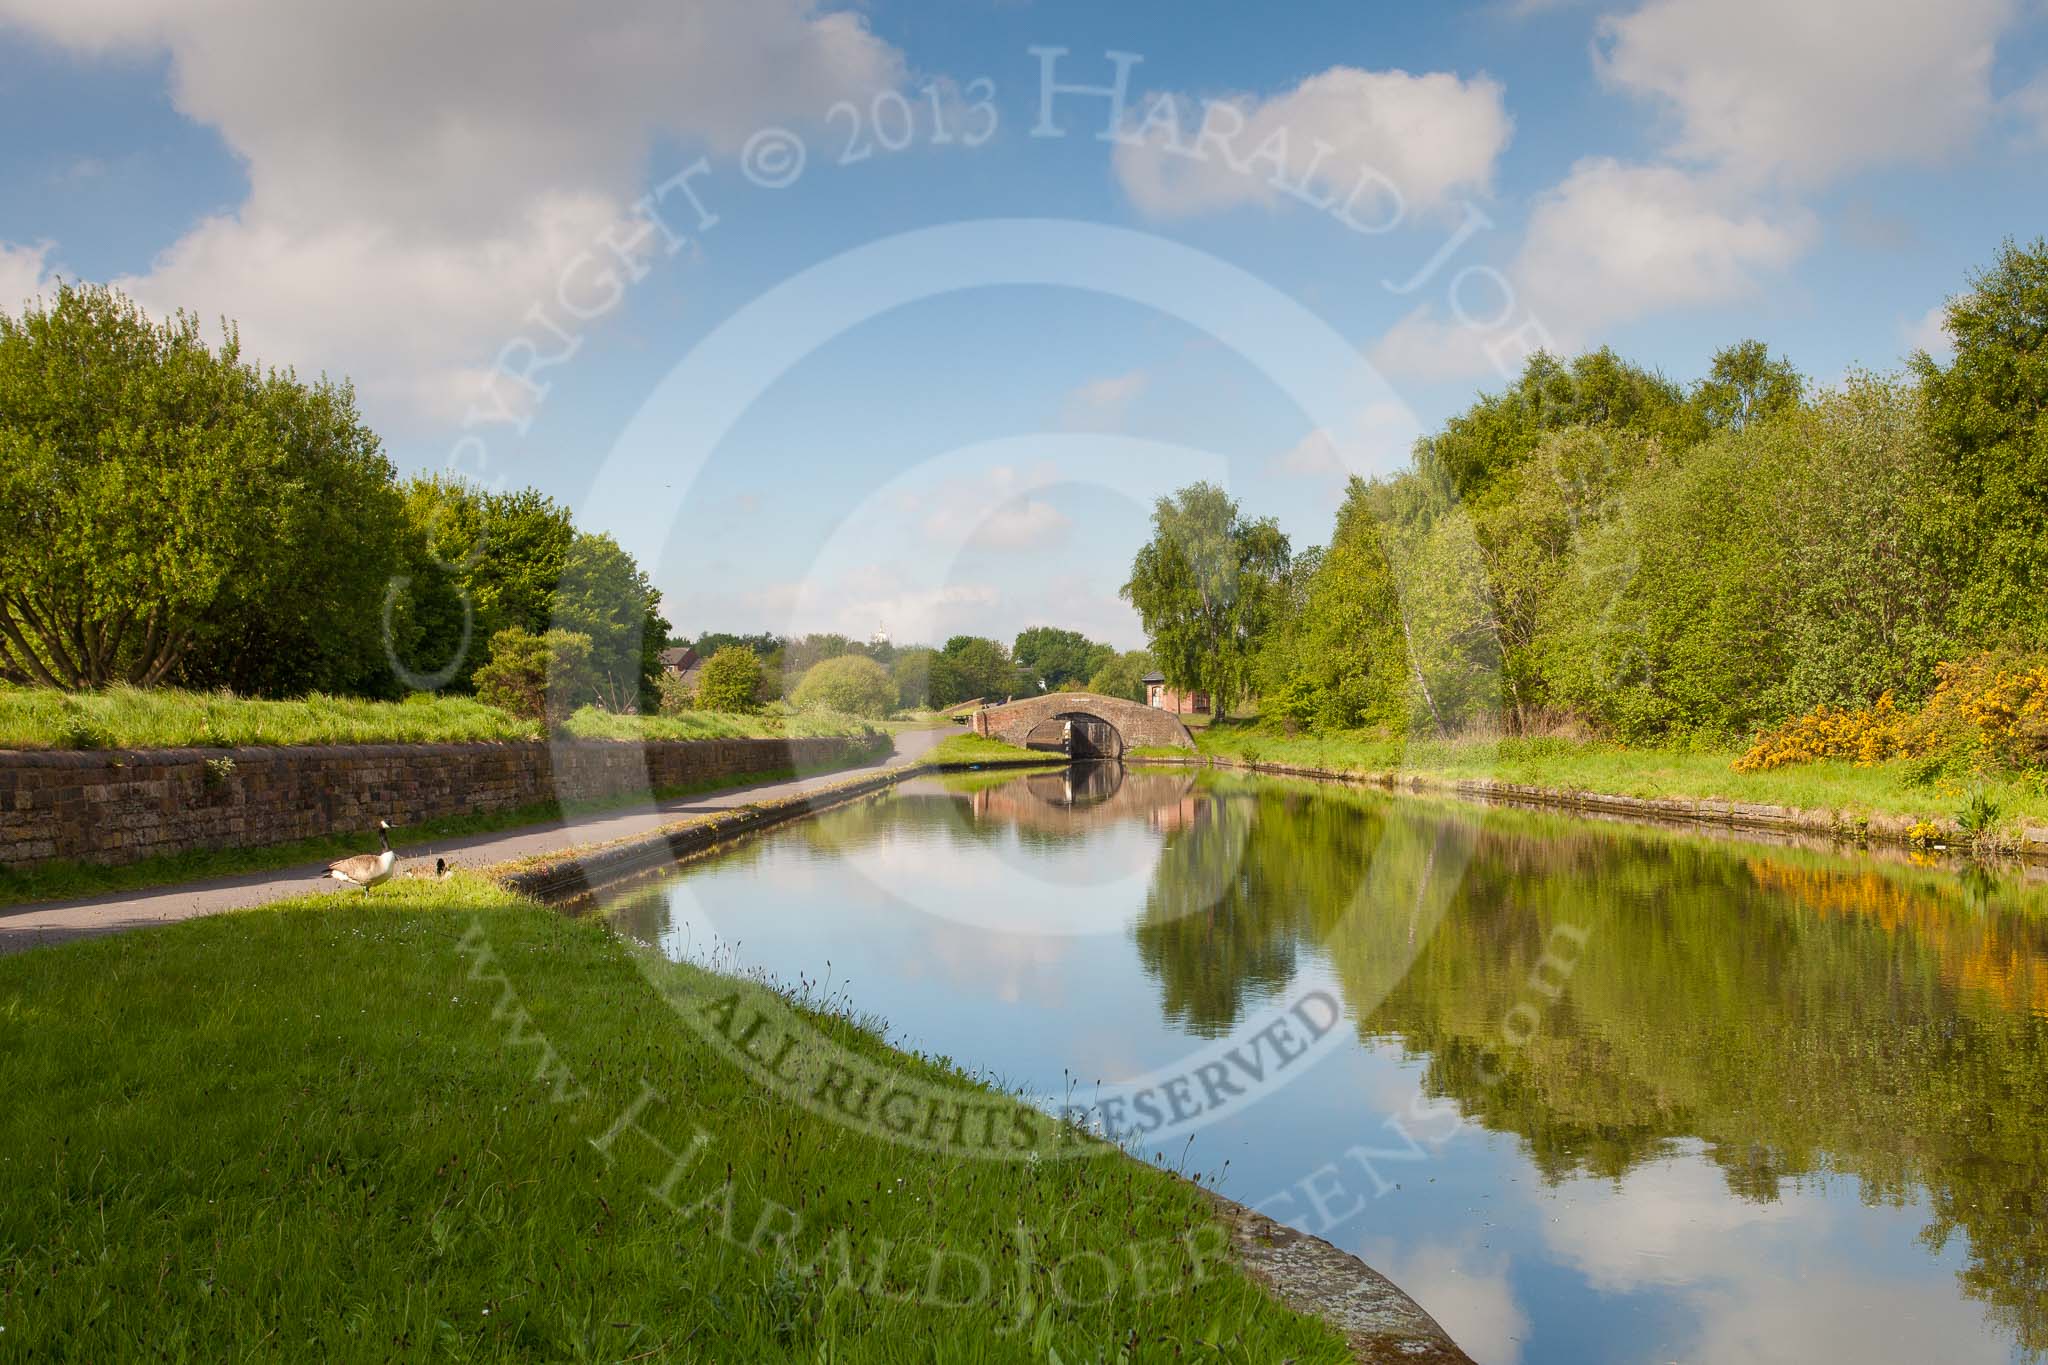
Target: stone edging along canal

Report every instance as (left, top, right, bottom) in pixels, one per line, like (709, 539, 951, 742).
(1142, 753, 2048, 867)
(490, 758, 1474, 1365)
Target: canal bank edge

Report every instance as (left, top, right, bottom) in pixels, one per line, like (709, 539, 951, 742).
(1135, 753, 2048, 866)
(492, 762, 1475, 1364)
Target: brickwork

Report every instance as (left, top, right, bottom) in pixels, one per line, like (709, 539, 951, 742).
(0, 737, 871, 869)
(971, 692, 1195, 751)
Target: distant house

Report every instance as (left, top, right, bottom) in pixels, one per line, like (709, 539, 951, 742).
(1141, 671, 1209, 715)
(658, 646, 703, 692)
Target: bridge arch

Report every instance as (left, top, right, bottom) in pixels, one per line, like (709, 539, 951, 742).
(971, 691, 1196, 754)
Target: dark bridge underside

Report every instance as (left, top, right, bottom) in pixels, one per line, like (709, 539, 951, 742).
(1022, 711, 1125, 759)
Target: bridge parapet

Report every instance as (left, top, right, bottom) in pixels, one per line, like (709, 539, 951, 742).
(971, 692, 1196, 751)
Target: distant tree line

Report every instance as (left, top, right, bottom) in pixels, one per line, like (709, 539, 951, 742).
(1124, 239, 2048, 746)
(674, 626, 1153, 714)
(0, 284, 666, 710)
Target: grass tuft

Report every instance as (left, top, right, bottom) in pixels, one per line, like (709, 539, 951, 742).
(0, 881, 1346, 1361)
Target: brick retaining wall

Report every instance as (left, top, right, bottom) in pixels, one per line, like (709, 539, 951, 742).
(0, 737, 875, 869)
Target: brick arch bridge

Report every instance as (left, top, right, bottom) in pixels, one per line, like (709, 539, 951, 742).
(970, 691, 1195, 755)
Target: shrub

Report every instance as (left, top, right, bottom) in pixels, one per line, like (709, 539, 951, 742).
(695, 646, 765, 714)
(1736, 652, 2048, 776)
(789, 655, 897, 719)
(654, 670, 695, 715)
(472, 627, 596, 725)
(1733, 693, 1905, 772)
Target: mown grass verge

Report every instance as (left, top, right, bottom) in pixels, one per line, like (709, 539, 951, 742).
(0, 684, 883, 751)
(1195, 724, 2048, 832)
(0, 739, 891, 910)
(919, 733, 1061, 767)
(0, 879, 1347, 1362)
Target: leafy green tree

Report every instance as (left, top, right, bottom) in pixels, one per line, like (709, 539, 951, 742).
(890, 647, 938, 709)
(1413, 348, 1702, 504)
(1912, 236, 2048, 645)
(1690, 340, 1804, 433)
(552, 531, 667, 711)
(1122, 483, 1291, 719)
(0, 283, 387, 690)
(1087, 649, 1154, 703)
(695, 645, 765, 713)
(1013, 626, 1113, 691)
(790, 654, 897, 718)
(929, 636, 1021, 707)
(399, 477, 576, 692)
(472, 627, 596, 725)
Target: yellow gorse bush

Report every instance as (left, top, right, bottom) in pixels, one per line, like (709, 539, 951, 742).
(1735, 654, 2048, 775)
(1734, 692, 1904, 772)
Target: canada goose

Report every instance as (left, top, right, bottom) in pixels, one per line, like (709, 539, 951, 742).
(324, 820, 397, 893)
(406, 856, 452, 881)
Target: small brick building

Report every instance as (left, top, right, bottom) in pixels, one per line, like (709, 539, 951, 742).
(1141, 672, 1209, 715)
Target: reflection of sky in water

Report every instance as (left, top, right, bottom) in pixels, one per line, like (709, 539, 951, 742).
(596, 771, 2043, 1365)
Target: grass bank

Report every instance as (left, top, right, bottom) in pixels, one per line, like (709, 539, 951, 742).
(0, 737, 891, 910)
(919, 732, 1059, 766)
(0, 879, 1346, 1361)
(1193, 724, 2048, 835)
(0, 684, 882, 752)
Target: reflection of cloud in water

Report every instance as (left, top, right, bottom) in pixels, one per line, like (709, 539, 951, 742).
(1541, 1151, 1797, 1291)
(911, 921, 1077, 1007)
(1539, 1146, 2013, 1363)
(1356, 1236, 1528, 1365)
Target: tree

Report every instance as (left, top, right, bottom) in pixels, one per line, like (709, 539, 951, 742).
(397, 477, 576, 692)
(1121, 483, 1291, 719)
(790, 654, 897, 718)
(1013, 626, 1113, 691)
(1690, 340, 1804, 433)
(1412, 348, 1701, 504)
(552, 531, 667, 711)
(0, 283, 378, 689)
(1912, 236, 2048, 645)
(472, 627, 596, 725)
(695, 645, 765, 713)
(929, 635, 1021, 707)
(890, 647, 938, 709)
(1087, 649, 1154, 703)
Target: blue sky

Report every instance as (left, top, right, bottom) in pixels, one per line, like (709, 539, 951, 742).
(3, 0, 2044, 648)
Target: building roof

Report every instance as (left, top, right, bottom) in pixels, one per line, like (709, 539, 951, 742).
(659, 645, 698, 670)
(1140, 672, 1166, 684)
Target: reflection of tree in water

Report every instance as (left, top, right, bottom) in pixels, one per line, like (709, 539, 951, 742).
(1133, 776, 2048, 1357)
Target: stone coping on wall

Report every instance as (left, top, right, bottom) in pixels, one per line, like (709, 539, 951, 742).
(0, 735, 876, 870)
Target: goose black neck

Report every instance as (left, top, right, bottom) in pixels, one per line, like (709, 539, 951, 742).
(378, 827, 391, 851)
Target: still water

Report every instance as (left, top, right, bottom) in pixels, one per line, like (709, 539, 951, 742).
(596, 766, 2048, 1364)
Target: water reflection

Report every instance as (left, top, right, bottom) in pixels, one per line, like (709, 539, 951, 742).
(597, 767, 2048, 1363)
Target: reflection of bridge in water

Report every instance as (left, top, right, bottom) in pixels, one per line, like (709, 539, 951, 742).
(967, 766, 1204, 836)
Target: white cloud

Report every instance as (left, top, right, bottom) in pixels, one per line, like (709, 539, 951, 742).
(1902, 300, 1952, 358)
(0, 240, 56, 312)
(2007, 72, 2048, 146)
(1114, 67, 1511, 220)
(1060, 369, 1149, 430)
(1271, 400, 1421, 483)
(1596, 0, 2016, 185)
(1373, 158, 1812, 381)
(918, 465, 1073, 552)
(0, 1, 904, 423)
(1357, 1238, 1529, 1365)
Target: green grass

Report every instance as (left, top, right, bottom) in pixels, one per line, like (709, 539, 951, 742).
(920, 733, 1061, 766)
(0, 685, 883, 752)
(1127, 745, 1195, 760)
(0, 743, 891, 910)
(1195, 723, 2048, 830)
(0, 881, 1346, 1362)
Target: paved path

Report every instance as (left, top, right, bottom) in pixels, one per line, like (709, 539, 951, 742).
(0, 728, 946, 955)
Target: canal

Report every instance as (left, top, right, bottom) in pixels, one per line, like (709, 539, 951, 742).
(594, 765, 2048, 1364)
